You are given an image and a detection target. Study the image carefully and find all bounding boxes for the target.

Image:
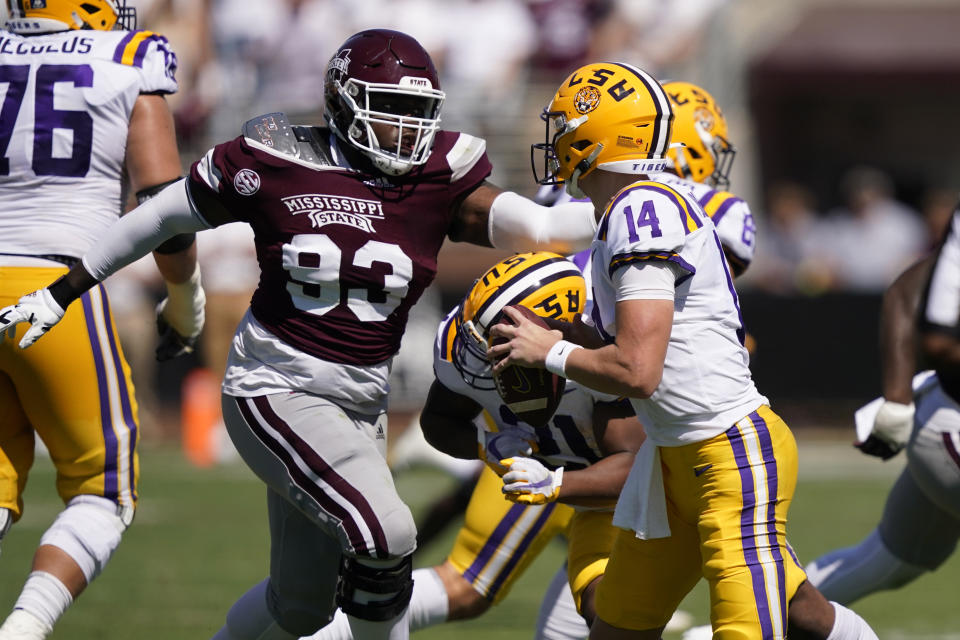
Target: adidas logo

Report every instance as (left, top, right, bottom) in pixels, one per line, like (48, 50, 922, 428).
(375, 425, 385, 440)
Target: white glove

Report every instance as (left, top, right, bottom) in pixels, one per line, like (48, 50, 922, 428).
(0, 288, 66, 349)
(501, 456, 563, 505)
(479, 429, 535, 476)
(857, 400, 914, 460)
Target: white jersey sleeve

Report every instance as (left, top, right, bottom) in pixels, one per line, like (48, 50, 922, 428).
(699, 190, 755, 274)
(112, 30, 178, 94)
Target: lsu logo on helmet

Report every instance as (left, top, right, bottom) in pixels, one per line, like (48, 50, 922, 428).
(574, 86, 601, 114)
(531, 62, 673, 198)
(5, 0, 136, 33)
(663, 81, 736, 189)
(453, 252, 585, 391)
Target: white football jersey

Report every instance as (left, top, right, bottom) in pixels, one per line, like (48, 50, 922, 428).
(653, 172, 756, 273)
(590, 179, 767, 446)
(433, 306, 617, 471)
(0, 28, 177, 260)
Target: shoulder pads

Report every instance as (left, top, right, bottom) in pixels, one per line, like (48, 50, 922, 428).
(241, 112, 332, 166)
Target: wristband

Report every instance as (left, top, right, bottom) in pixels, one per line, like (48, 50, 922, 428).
(545, 340, 582, 377)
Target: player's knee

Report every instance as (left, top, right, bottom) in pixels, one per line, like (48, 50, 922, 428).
(38, 495, 131, 583)
(337, 555, 414, 622)
(376, 503, 418, 558)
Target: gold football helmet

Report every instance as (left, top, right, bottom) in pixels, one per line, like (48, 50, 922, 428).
(663, 81, 736, 189)
(454, 252, 585, 390)
(6, 0, 136, 34)
(532, 62, 673, 198)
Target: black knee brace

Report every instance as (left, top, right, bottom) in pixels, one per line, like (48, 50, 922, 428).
(336, 555, 414, 622)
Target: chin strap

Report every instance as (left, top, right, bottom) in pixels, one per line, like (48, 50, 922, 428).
(566, 144, 604, 198)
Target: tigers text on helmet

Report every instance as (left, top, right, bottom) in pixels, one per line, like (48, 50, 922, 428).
(531, 62, 673, 199)
(324, 29, 444, 177)
(663, 81, 736, 190)
(5, 0, 135, 33)
(454, 252, 585, 391)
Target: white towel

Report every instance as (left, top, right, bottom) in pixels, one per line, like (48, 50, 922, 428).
(613, 439, 671, 539)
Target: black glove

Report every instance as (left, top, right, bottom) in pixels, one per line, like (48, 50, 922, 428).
(855, 434, 902, 461)
(155, 312, 198, 361)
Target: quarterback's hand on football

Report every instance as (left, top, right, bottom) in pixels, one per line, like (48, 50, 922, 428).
(155, 267, 205, 362)
(480, 430, 535, 476)
(501, 456, 562, 505)
(488, 306, 560, 372)
(856, 400, 915, 460)
(0, 288, 65, 349)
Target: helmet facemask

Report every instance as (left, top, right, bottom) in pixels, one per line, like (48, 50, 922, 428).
(334, 77, 444, 176)
(451, 252, 586, 391)
(531, 109, 600, 199)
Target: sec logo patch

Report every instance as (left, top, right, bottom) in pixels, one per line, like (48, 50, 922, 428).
(234, 169, 261, 196)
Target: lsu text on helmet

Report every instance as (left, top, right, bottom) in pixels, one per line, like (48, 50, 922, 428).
(663, 81, 736, 190)
(6, 0, 135, 33)
(532, 62, 673, 198)
(324, 29, 445, 177)
(454, 252, 585, 391)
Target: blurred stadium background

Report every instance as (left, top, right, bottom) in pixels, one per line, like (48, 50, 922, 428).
(2, 0, 960, 636)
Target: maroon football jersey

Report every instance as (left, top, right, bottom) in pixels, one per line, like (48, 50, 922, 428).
(189, 128, 492, 365)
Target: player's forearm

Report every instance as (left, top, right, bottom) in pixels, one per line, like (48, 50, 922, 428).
(564, 343, 664, 399)
(82, 180, 208, 282)
(556, 451, 635, 508)
(46, 263, 100, 310)
(487, 191, 598, 253)
(545, 316, 606, 349)
(880, 256, 932, 403)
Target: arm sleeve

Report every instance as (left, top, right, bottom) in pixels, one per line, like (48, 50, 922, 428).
(488, 191, 598, 253)
(612, 261, 679, 302)
(81, 179, 211, 281)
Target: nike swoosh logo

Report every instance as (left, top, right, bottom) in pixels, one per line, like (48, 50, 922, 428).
(694, 464, 712, 477)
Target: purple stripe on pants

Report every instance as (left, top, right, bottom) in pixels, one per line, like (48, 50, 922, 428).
(750, 411, 788, 629)
(97, 286, 138, 501)
(488, 502, 558, 596)
(726, 423, 776, 639)
(80, 291, 118, 501)
(465, 502, 527, 584)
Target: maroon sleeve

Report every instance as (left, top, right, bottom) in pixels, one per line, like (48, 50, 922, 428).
(429, 131, 494, 205)
(188, 136, 265, 223)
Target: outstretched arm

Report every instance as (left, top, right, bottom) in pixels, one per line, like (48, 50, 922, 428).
(0, 178, 227, 349)
(449, 182, 598, 253)
(857, 255, 933, 459)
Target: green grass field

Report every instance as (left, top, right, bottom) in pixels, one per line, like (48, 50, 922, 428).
(1, 432, 958, 639)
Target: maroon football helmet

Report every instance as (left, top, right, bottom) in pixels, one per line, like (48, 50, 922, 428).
(324, 29, 445, 176)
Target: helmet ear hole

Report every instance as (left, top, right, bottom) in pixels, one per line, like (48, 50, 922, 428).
(570, 140, 591, 151)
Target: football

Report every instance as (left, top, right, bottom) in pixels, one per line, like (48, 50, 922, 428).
(490, 305, 566, 427)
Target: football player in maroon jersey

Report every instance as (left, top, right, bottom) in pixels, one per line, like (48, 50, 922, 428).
(0, 29, 598, 640)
